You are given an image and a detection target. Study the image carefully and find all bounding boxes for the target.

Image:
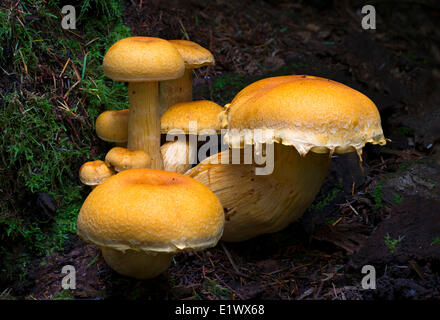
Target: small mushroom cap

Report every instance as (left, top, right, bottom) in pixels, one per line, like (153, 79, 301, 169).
(77, 168, 224, 253)
(105, 147, 151, 172)
(96, 109, 129, 143)
(168, 40, 215, 69)
(103, 37, 185, 82)
(79, 160, 115, 186)
(161, 100, 223, 134)
(220, 75, 387, 155)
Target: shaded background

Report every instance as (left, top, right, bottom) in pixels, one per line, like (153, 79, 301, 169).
(0, 0, 439, 300)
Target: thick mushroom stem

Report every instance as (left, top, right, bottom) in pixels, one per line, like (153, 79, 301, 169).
(159, 69, 193, 116)
(186, 144, 331, 242)
(101, 247, 173, 280)
(127, 82, 163, 169)
(161, 137, 197, 174)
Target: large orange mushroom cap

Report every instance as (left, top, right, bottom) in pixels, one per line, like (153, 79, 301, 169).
(220, 75, 386, 156)
(77, 168, 224, 253)
(187, 75, 387, 242)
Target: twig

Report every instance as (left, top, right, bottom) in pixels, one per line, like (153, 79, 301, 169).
(332, 282, 339, 300)
(18, 49, 27, 74)
(63, 80, 80, 100)
(178, 18, 190, 40)
(314, 281, 323, 299)
(332, 217, 343, 226)
(59, 58, 70, 78)
(220, 242, 252, 279)
(213, 272, 245, 300)
(85, 37, 99, 47)
(409, 260, 425, 281)
(347, 201, 360, 216)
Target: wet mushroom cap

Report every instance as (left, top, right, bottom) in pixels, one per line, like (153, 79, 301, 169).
(96, 109, 129, 143)
(77, 168, 224, 253)
(161, 100, 223, 134)
(168, 40, 215, 69)
(103, 37, 185, 82)
(220, 75, 386, 155)
(105, 147, 151, 172)
(79, 160, 115, 186)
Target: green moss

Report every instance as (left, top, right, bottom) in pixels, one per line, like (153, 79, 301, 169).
(370, 183, 384, 210)
(384, 234, 405, 254)
(209, 73, 254, 104)
(202, 278, 233, 300)
(0, 0, 130, 285)
(431, 237, 440, 246)
(396, 126, 411, 136)
(392, 192, 403, 204)
(51, 289, 75, 300)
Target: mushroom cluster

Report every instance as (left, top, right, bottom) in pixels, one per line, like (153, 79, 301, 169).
(77, 37, 386, 279)
(77, 36, 224, 279)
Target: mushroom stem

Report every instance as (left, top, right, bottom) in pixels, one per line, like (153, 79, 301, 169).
(127, 82, 163, 169)
(101, 247, 173, 280)
(159, 68, 193, 115)
(186, 144, 331, 242)
(161, 137, 197, 173)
